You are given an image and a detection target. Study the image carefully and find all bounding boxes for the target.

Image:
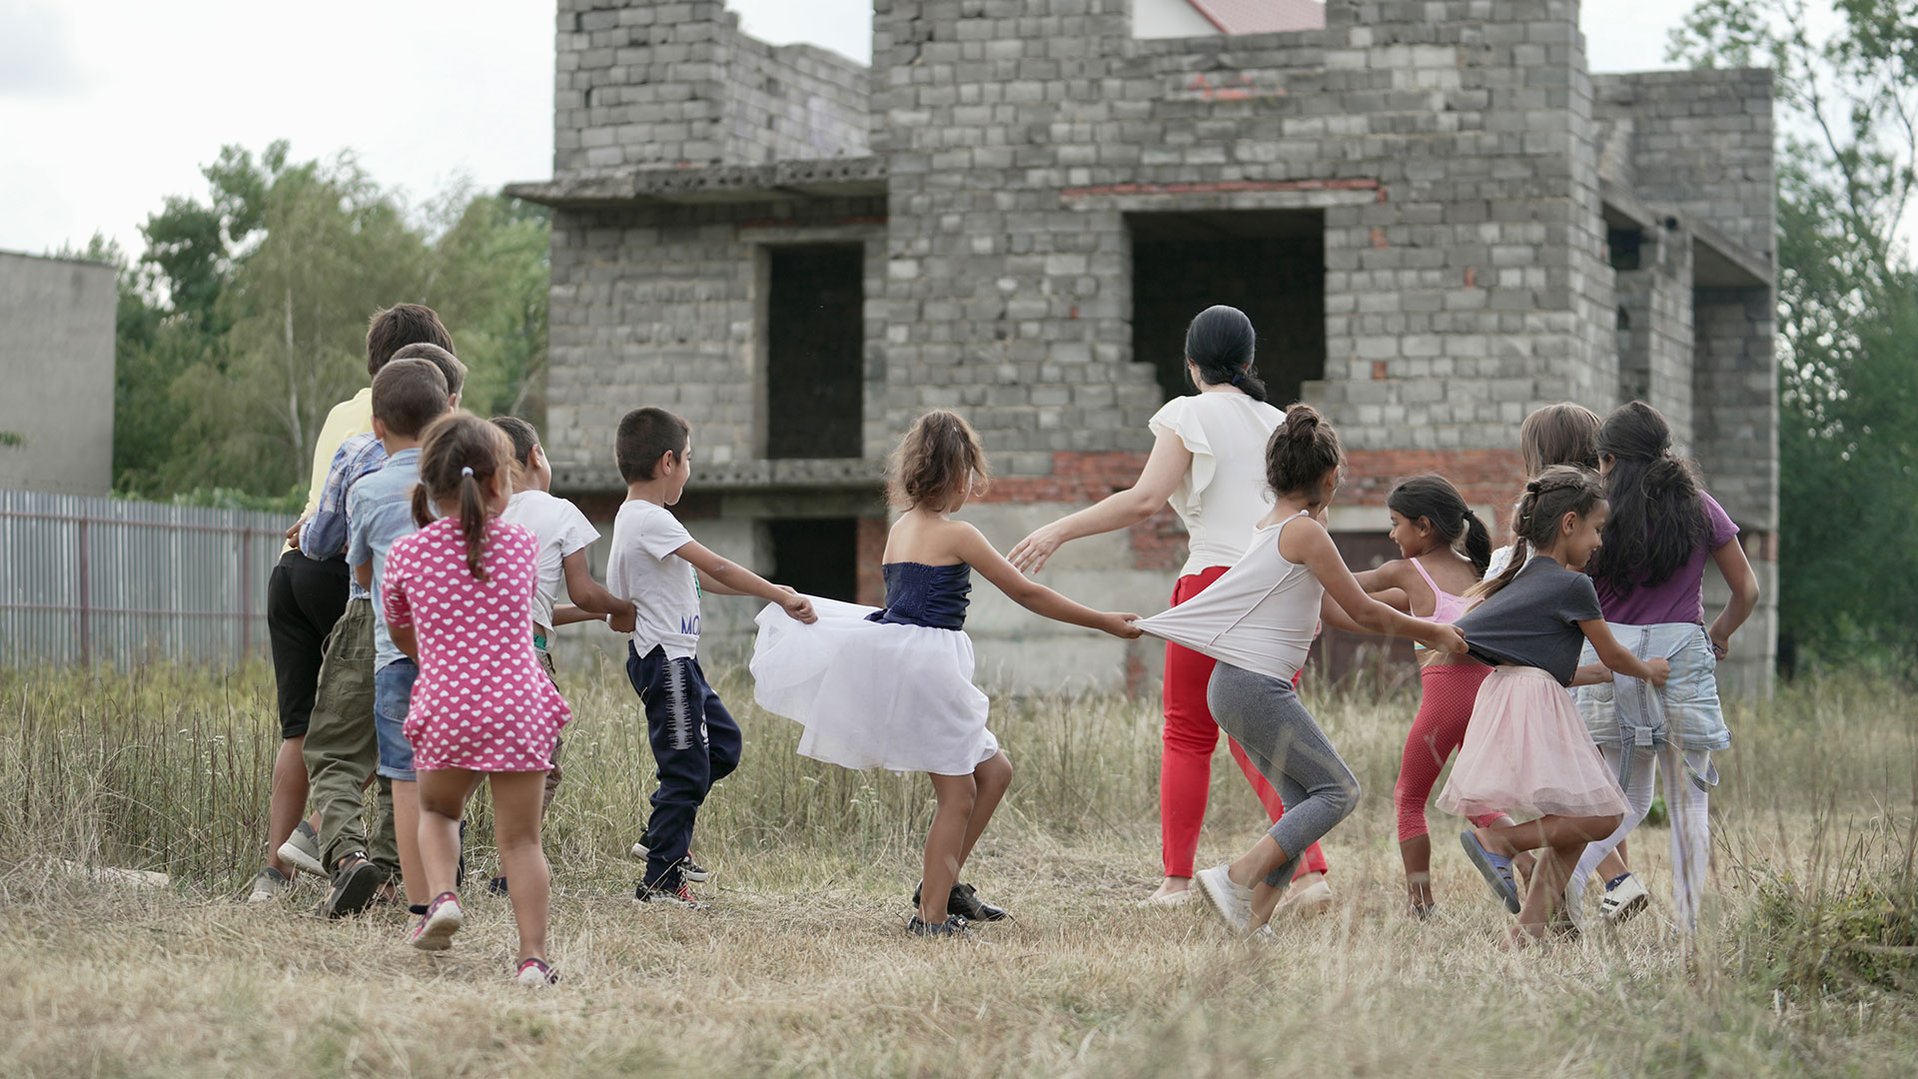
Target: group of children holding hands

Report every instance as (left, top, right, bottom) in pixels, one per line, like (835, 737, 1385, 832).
(255, 299, 1757, 984)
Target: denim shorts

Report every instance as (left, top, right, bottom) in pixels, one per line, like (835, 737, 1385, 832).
(1574, 621, 1731, 753)
(373, 658, 420, 782)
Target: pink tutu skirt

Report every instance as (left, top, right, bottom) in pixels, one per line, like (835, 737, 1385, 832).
(1436, 666, 1628, 819)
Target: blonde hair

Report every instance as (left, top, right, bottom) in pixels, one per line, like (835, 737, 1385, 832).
(1518, 402, 1602, 477)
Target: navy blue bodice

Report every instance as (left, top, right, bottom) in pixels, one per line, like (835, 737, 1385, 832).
(867, 562, 972, 630)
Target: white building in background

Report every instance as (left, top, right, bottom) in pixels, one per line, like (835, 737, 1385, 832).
(0, 250, 116, 496)
(1132, 0, 1327, 38)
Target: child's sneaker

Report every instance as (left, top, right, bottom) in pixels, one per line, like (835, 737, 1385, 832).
(408, 891, 465, 951)
(318, 853, 385, 919)
(1195, 864, 1254, 934)
(514, 958, 559, 987)
(633, 881, 703, 909)
(905, 914, 969, 937)
(629, 840, 712, 883)
(1599, 872, 1649, 925)
(275, 821, 325, 876)
(245, 866, 290, 903)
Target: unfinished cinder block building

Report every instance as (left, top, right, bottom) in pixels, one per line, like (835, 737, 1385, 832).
(510, 0, 1780, 695)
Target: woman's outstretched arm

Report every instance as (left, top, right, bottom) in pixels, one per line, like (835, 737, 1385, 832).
(1008, 430, 1192, 574)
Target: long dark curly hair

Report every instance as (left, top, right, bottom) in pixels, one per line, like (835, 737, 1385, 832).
(1586, 401, 1710, 596)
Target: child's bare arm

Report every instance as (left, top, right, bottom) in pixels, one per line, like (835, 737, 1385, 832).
(353, 561, 372, 592)
(561, 551, 635, 622)
(553, 604, 633, 633)
(956, 525, 1140, 638)
(1287, 520, 1464, 653)
(1579, 619, 1669, 685)
(1318, 586, 1411, 635)
(389, 624, 419, 661)
(676, 541, 816, 623)
(1570, 663, 1614, 686)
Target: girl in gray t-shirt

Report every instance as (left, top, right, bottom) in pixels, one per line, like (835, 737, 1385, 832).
(1436, 466, 1671, 945)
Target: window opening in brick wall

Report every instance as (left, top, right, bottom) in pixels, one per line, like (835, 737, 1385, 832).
(1128, 210, 1326, 405)
(769, 517, 859, 603)
(1608, 228, 1643, 272)
(767, 244, 864, 459)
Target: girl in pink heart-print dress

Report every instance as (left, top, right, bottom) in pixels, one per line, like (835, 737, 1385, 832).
(380, 412, 571, 988)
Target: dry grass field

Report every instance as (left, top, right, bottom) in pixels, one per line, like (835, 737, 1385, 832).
(1, 660, 1914, 1076)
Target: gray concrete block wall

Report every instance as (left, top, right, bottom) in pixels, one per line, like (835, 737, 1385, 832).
(871, 0, 1622, 462)
(1594, 69, 1777, 262)
(0, 252, 116, 496)
(726, 40, 870, 163)
(1615, 222, 1696, 447)
(1692, 287, 1778, 529)
(554, 0, 868, 176)
(544, 196, 888, 487)
(527, 0, 1782, 692)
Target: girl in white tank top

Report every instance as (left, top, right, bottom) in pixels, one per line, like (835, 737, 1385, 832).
(1136, 510, 1322, 682)
(1135, 405, 1467, 932)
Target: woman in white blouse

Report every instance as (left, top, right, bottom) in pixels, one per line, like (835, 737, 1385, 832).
(1010, 306, 1332, 910)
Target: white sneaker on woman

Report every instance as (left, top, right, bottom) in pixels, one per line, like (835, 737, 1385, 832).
(1195, 864, 1254, 933)
(1599, 873, 1649, 925)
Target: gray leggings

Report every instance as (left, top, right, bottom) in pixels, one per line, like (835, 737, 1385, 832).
(1207, 661, 1361, 888)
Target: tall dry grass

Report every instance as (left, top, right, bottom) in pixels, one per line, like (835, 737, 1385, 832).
(0, 657, 1913, 1076)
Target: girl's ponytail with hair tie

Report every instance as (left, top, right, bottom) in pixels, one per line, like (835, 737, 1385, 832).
(461, 466, 475, 478)
(1229, 370, 1245, 388)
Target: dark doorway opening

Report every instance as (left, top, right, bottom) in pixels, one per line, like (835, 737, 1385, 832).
(767, 244, 864, 459)
(768, 517, 859, 603)
(1128, 210, 1326, 405)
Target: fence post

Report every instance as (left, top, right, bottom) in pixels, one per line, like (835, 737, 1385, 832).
(77, 515, 91, 668)
(240, 526, 257, 663)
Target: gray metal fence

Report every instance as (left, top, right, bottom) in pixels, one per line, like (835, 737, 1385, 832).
(1, 489, 289, 668)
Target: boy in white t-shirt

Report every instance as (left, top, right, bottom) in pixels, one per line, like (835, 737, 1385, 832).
(608, 407, 815, 907)
(491, 417, 636, 809)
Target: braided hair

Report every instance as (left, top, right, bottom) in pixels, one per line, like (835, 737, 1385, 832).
(1469, 465, 1605, 601)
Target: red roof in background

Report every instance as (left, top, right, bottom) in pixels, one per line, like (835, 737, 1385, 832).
(1185, 0, 1327, 34)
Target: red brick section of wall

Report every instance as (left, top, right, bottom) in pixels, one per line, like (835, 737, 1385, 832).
(1342, 448, 1527, 536)
(977, 448, 1531, 563)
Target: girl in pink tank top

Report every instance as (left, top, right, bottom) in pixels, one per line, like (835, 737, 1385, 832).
(1322, 476, 1534, 917)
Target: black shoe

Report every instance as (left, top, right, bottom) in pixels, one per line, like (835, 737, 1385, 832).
(906, 914, 968, 937)
(911, 881, 1008, 922)
(318, 853, 385, 919)
(488, 875, 509, 897)
(630, 840, 712, 883)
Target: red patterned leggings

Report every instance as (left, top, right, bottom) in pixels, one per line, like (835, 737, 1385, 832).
(1395, 661, 1505, 841)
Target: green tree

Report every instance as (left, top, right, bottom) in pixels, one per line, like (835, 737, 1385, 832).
(94, 142, 550, 502)
(1674, 0, 1918, 672)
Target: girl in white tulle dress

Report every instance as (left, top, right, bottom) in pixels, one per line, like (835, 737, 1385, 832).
(751, 410, 1140, 936)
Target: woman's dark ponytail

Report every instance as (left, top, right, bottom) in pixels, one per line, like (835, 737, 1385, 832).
(1184, 304, 1267, 402)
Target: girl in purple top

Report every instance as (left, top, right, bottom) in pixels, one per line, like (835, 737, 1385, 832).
(1569, 402, 1761, 932)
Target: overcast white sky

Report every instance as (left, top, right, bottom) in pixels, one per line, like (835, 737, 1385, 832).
(0, 1, 1796, 260)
